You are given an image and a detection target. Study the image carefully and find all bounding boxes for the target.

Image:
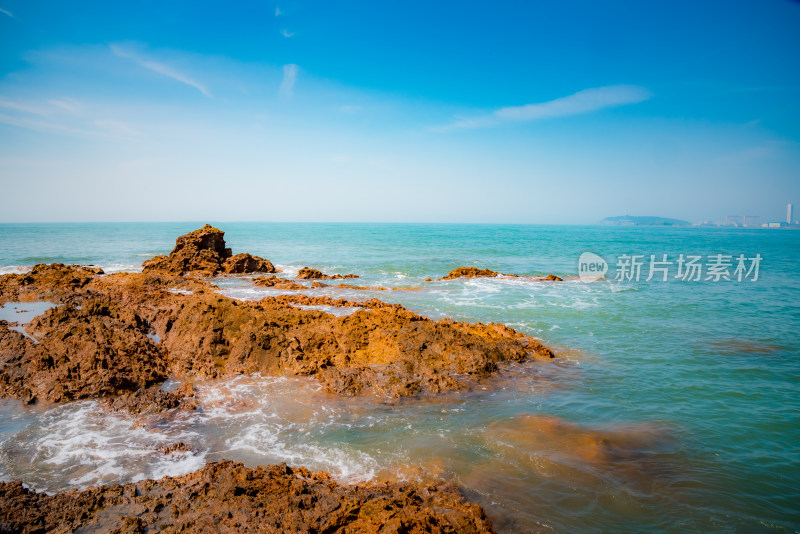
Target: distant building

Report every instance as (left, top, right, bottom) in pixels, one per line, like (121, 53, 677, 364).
(789, 203, 794, 224)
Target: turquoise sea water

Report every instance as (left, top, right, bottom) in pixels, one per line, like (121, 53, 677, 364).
(0, 223, 798, 533)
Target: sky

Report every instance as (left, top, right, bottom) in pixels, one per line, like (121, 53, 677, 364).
(0, 0, 799, 224)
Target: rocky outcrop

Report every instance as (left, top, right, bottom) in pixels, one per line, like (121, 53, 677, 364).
(0, 460, 495, 534)
(0, 300, 168, 404)
(141, 225, 276, 276)
(438, 268, 563, 282)
(0, 265, 554, 403)
(100, 381, 196, 415)
(253, 276, 307, 290)
(0, 263, 102, 304)
(297, 267, 358, 280)
(1, 224, 557, 404)
(440, 267, 499, 280)
(222, 253, 276, 274)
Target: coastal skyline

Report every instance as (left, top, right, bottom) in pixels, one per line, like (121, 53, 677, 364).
(1, 0, 799, 223)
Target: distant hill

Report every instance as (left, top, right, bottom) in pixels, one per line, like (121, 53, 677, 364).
(600, 215, 691, 227)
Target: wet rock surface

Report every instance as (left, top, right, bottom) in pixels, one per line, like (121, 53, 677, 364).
(0, 227, 555, 406)
(440, 267, 499, 280)
(252, 276, 307, 290)
(1, 230, 555, 405)
(141, 224, 276, 276)
(297, 267, 359, 280)
(0, 460, 496, 534)
(0, 226, 563, 532)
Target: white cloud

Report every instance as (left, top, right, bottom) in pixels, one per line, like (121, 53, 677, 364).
(279, 64, 298, 97)
(93, 119, 140, 138)
(275, 7, 282, 16)
(439, 85, 651, 131)
(280, 28, 295, 38)
(0, 96, 48, 116)
(48, 98, 82, 113)
(0, 7, 13, 18)
(110, 44, 212, 98)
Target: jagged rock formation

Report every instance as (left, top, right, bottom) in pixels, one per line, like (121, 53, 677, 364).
(297, 267, 359, 280)
(440, 267, 499, 280)
(141, 224, 276, 276)
(0, 460, 496, 533)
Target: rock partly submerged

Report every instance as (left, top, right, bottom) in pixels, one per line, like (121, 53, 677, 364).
(440, 267, 563, 282)
(0, 225, 555, 404)
(142, 224, 276, 276)
(0, 460, 496, 534)
(297, 266, 359, 280)
(0, 225, 558, 532)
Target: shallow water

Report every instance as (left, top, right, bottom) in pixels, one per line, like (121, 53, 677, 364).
(0, 223, 798, 532)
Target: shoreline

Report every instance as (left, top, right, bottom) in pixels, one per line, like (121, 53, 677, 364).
(0, 225, 562, 532)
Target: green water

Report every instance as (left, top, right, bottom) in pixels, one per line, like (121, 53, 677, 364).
(0, 223, 798, 532)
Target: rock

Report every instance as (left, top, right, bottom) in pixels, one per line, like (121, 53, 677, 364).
(160, 442, 194, 455)
(141, 225, 275, 276)
(297, 267, 359, 280)
(0, 300, 168, 404)
(0, 263, 102, 303)
(544, 274, 563, 281)
(253, 276, 306, 290)
(101, 382, 195, 415)
(1, 229, 556, 405)
(222, 253, 276, 274)
(440, 267, 499, 280)
(0, 461, 496, 533)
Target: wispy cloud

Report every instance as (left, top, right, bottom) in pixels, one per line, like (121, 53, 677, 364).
(438, 85, 651, 131)
(0, 113, 93, 137)
(275, 7, 282, 16)
(93, 119, 139, 138)
(280, 28, 295, 38)
(279, 64, 298, 97)
(48, 98, 82, 113)
(0, 7, 13, 18)
(110, 44, 212, 98)
(0, 96, 48, 116)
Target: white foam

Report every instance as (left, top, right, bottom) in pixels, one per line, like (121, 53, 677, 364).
(191, 375, 383, 483)
(0, 265, 32, 275)
(100, 263, 142, 274)
(167, 288, 193, 295)
(291, 304, 363, 317)
(2, 401, 205, 492)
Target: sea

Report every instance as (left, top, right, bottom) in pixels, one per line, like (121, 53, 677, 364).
(0, 222, 797, 533)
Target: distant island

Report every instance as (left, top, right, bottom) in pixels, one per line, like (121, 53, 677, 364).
(600, 215, 691, 227)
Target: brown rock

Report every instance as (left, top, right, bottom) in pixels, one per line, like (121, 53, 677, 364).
(0, 461, 495, 533)
(253, 276, 306, 290)
(222, 253, 276, 274)
(141, 225, 275, 276)
(1, 229, 556, 405)
(101, 382, 196, 415)
(0, 263, 102, 304)
(544, 274, 563, 281)
(159, 442, 194, 455)
(297, 267, 359, 280)
(440, 267, 499, 280)
(0, 300, 167, 404)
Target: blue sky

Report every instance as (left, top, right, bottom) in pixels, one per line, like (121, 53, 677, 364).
(1, 0, 798, 223)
